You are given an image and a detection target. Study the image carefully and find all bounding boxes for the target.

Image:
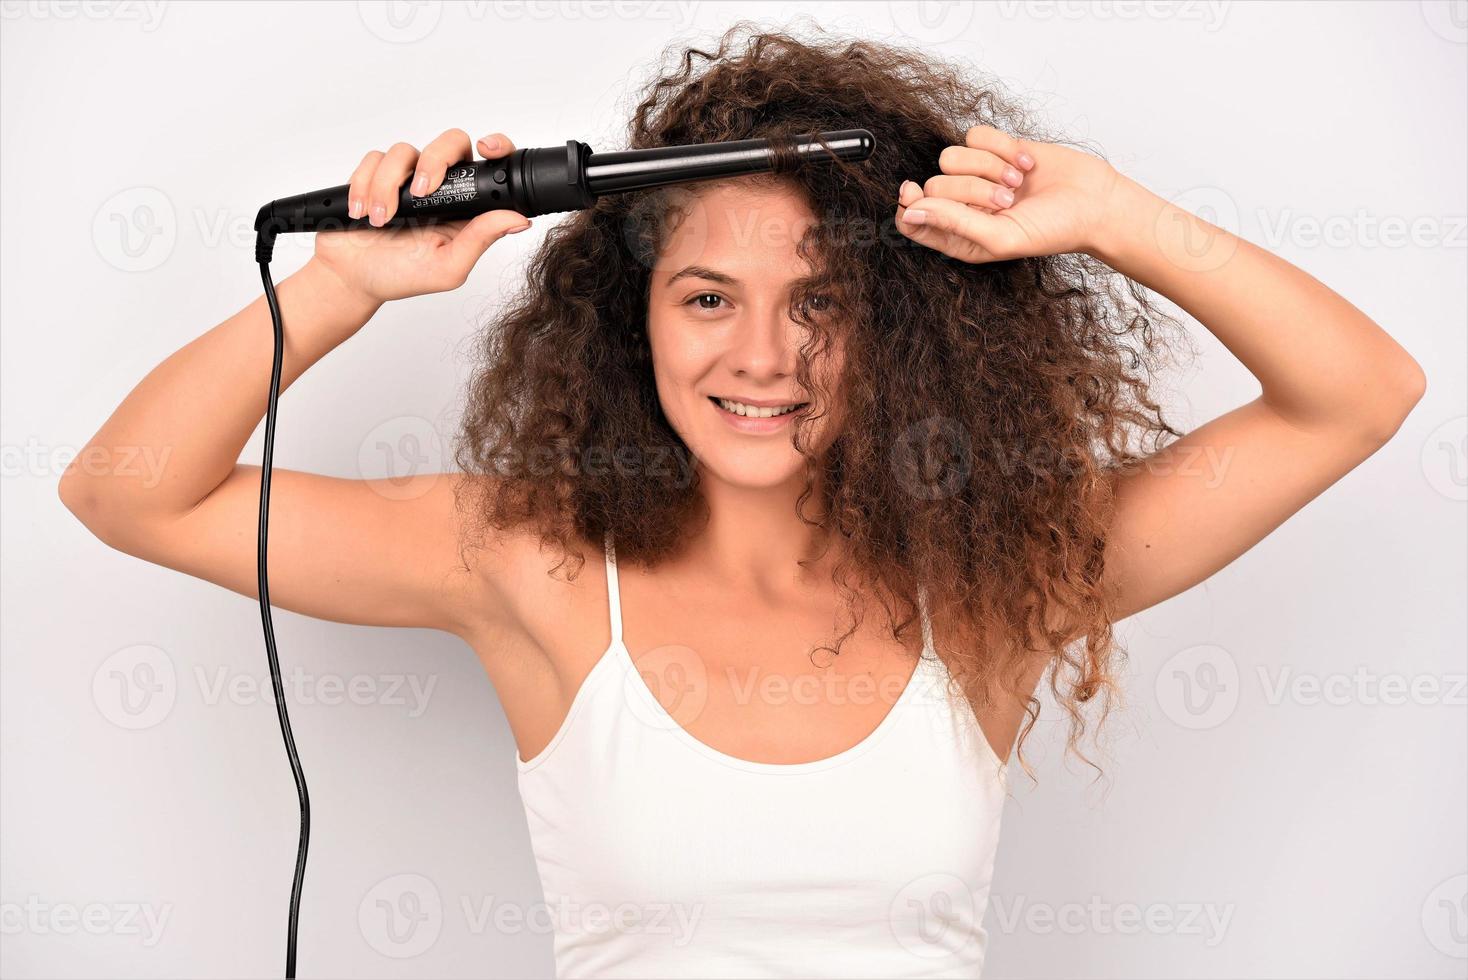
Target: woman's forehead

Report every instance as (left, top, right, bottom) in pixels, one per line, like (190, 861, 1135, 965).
(651, 180, 822, 282)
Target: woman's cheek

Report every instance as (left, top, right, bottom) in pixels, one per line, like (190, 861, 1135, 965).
(650, 356, 697, 444)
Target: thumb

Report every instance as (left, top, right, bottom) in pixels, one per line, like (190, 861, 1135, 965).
(446, 209, 532, 272)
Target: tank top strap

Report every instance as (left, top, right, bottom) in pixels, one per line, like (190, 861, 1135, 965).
(915, 584, 936, 658)
(603, 530, 624, 646)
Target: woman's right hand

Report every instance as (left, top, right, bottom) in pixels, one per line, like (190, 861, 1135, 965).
(312, 128, 532, 304)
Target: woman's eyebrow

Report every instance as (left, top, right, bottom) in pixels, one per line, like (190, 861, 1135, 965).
(665, 265, 740, 288)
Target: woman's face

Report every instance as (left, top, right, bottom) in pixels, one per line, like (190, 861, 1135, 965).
(646, 180, 844, 491)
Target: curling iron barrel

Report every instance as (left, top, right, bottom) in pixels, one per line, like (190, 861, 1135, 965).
(254, 129, 875, 245)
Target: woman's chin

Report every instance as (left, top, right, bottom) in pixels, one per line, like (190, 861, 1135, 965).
(692, 450, 807, 492)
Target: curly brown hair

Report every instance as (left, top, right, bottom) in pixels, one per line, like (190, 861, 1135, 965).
(454, 22, 1184, 769)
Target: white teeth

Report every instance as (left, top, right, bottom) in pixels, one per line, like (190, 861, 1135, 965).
(716, 397, 804, 418)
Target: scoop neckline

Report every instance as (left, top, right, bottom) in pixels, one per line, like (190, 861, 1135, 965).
(613, 637, 936, 775)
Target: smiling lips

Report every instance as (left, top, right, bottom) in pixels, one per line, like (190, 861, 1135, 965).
(709, 396, 810, 432)
(713, 396, 806, 418)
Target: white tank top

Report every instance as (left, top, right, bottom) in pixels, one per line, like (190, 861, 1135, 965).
(515, 533, 1008, 978)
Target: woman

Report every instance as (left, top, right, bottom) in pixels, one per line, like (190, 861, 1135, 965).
(60, 26, 1425, 979)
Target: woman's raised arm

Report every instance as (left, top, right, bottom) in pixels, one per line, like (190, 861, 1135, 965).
(895, 125, 1427, 625)
(59, 128, 534, 638)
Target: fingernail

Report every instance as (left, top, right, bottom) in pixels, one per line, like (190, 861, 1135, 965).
(370, 203, 386, 226)
(994, 187, 1015, 207)
(507, 222, 531, 234)
(479, 135, 502, 154)
(348, 199, 364, 219)
(1002, 167, 1023, 187)
(411, 173, 429, 197)
(901, 209, 928, 226)
(1017, 151, 1035, 170)
(899, 179, 918, 200)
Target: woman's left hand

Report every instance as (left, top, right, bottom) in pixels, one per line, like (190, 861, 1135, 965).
(895, 124, 1124, 263)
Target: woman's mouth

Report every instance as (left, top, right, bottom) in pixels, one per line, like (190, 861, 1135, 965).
(709, 396, 810, 433)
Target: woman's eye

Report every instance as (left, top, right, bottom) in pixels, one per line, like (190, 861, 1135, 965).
(799, 294, 832, 315)
(687, 293, 725, 311)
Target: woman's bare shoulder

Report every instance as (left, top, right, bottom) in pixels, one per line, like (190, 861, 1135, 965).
(448, 485, 610, 665)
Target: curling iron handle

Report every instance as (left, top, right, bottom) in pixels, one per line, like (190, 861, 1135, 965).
(254, 141, 594, 239)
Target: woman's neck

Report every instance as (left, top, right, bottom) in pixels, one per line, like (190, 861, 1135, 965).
(678, 471, 838, 596)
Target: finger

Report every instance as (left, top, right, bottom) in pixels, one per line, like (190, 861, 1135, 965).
(901, 195, 996, 239)
(922, 173, 1016, 211)
(347, 149, 385, 220)
(895, 187, 967, 256)
(475, 131, 518, 160)
(895, 178, 928, 230)
(899, 181, 992, 250)
(444, 209, 532, 279)
(898, 196, 1016, 260)
(895, 212, 964, 257)
(368, 142, 420, 227)
(938, 145, 1024, 189)
(411, 128, 474, 198)
(963, 124, 1036, 172)
(897, 181, 966, 261)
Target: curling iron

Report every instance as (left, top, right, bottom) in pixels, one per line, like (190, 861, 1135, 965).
(255, 128, 874, 250)
(249, 128, 875, 978)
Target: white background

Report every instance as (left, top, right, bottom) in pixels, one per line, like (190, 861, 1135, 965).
(2, 1, 1465, 977)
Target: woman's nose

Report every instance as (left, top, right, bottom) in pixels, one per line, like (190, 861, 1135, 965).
(726, 307, 799, 379)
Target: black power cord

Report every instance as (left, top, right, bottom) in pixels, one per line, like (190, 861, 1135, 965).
(255, 230, 310, 979)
